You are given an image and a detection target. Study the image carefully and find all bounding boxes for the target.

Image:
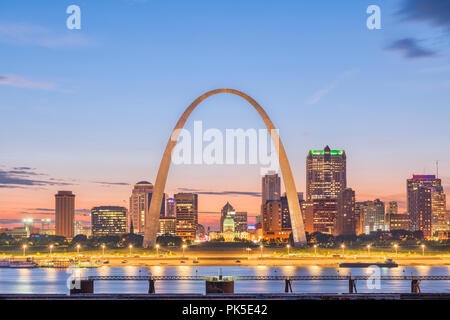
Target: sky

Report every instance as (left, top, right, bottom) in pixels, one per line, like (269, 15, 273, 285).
(1, 0, 450, 230)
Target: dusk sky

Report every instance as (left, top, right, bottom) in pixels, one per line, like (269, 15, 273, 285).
(1, 0, 449, 230)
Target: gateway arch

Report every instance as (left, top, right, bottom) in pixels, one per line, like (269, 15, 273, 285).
(143, 89, 306, 247)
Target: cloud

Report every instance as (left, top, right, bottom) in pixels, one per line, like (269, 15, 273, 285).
(398, 0, 450, 29)
(0, 219, 24, 225)
(0, 167, 73, 189)
(92, 181, 131, 186)
(177, 188, 261, 197)
(385, 38, 436, 59)
(0, 23, 93, 48)
(306, 69, 359, 105)
(0, 75, 56, 90)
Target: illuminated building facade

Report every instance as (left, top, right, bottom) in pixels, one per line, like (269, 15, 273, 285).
(55, 191, 75, 239)
(262, 200, 290, 241)
(431, 186, 447, 236)
(389, 213, 410, 231)
(158, 217, 176, 236)
(357, 199, 386, 234)
(175, 193, 198, 241)
(166, 197, 175, 217)
(306, 146, 346, 200)
(91, 206, 127, 236)
(407, 175, 442, 239)
(129, 181, 165, 235)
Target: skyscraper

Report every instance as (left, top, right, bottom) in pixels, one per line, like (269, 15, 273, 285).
(336, 188, 356, 236)
(306, 146, 346, 200)
(55, 191, 75, 239)
(166, 197, 175, 218)
(129, 181, 165, 234)
(431, 186, 447, 236)
(262, 172, 281, 205)
(91, 206, 128, 236)
(305, 146, 346, 235)
(407, 175, 443, 239)
(175, 193, 198, 241)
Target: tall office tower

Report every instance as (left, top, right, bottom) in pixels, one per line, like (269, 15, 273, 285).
(129, 181, 165, 234)
(166, 197, 175, 217)
(129, 181, 153, 234)
(262, 172, 281, 205)
(431, 186, 447, 236)
(306, 146, 346, 200)
(55, 191, 75, 239)
(388, 201, 398, 214)
(262, 200, 290, 241)
(220, 202, 235, 233)
(91, 206, 127, 236)
(280, 192, 304, 231)
(407, 175, 442, 239)
(175, 193, 198, 241)
(336, 188, 356, 236)
(358, 199, 385, 234)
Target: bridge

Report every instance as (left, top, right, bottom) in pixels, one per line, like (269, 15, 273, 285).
(68, 275, 450, 295)
(87, 275, 450, 281)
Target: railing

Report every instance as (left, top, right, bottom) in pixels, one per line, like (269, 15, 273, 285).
(87, 275, 450, 281)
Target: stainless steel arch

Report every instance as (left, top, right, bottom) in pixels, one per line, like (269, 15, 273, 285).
(143, 89, 306, 247)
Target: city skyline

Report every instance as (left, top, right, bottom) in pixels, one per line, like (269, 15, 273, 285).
(2, 0, 450, 230)
(2, 147, 448, 232)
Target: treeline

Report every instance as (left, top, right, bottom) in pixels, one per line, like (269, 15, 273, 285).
(0, 233, 185, 249)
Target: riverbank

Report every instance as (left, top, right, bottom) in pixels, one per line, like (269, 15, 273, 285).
(3, 255, 450, 267)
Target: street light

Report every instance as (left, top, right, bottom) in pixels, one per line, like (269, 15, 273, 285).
(246, 247, 252, 259)
(313, 244, 317, 257)
(22, 244, 27, 257)
(129, 244, 133, 256)
(76, 244, 80, 255)
(341, 243, 345, 256)
(421, 244, 425, 256)
(367, 244, 371, 256)
(182, 244, 187, 258)
(101, 244, 105, 257)
(394, 244, 398, 257)
(260, 244, 263, 258)
(287, 244, 290, 256)
(49, 244, 54, 256)
(156, 244, 160, 256)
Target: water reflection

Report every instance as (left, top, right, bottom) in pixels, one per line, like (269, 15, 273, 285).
(0, 266, 448, 294)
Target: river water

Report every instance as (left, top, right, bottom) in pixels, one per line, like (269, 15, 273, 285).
(0, 266, 448, 294)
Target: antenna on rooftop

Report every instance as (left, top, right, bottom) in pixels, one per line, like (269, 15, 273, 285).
(436, 160, 439, 178)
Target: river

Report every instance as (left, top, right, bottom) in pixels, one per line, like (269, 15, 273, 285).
(0, 266, 448, 294)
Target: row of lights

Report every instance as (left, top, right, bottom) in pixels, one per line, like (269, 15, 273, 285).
(21, 243, 164, 257)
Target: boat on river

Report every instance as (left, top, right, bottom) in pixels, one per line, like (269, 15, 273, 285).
(339, 259, 398, 268)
